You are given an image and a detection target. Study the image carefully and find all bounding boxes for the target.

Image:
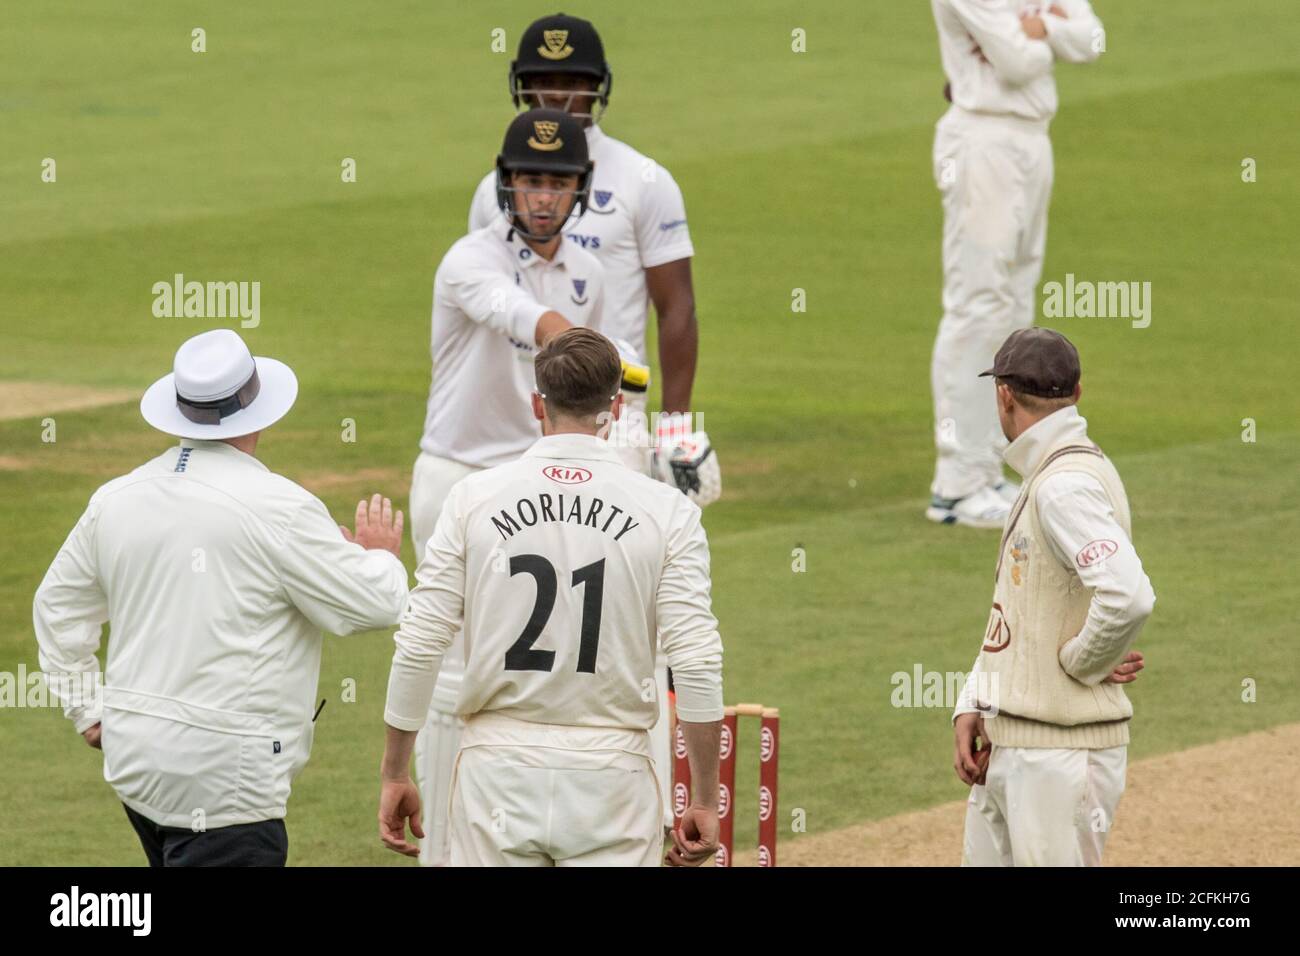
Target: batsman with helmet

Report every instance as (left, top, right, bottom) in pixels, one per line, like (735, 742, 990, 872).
(406, 106, 607, 865)
(460, 13, 722, 856)
(468, 14, 719, 506)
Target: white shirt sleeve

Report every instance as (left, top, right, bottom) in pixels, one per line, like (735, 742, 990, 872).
(278, 497, 409, 636)
(1043, 0, 1105, 64)
(951, 654, 984, 722)
(33, 505, 107, 733)
(1036, 472, 1156, 686)
(656, 501, 723, 722)
(467, 172, 497, 233)
(635, 163, 695, 270)
(947, 0, 1055, 86)
(384, 486, 467, 731)
(438, 243, 550, 345)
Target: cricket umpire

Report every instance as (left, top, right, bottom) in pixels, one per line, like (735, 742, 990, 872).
(951, 328, 1155, 866)
(33, 329, 408, 866)
(927, 1, 1105, 528)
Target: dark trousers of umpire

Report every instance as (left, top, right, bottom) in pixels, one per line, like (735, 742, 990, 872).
(124, 804, 288, 867)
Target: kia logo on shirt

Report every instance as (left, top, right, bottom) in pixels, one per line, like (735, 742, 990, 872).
(1076, 539, 1118, 568)
(542, 465, 592, 484)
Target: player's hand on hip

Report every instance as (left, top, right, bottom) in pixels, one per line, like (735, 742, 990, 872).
(1103, 650, 1145, 685)
(953, 713, 990, 786)
(664, 804, 719, 867)
(82, 722, 102, 750)
(341, 493, 404, 558)
(378, 776, 424, 857)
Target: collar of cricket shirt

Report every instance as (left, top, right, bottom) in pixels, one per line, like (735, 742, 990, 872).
(1003, 405, 1089, 479)
(585, 124, 604, 149)
(177, 438, 270, 472)
(523, 432, 625, 464)
(505, 226, 570, 271)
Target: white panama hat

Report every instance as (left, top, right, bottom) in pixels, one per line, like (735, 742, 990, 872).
(140, 329, 298, 440)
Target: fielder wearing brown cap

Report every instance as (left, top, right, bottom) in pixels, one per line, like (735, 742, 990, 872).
(950, 327, 1157, 867)
(978, 326, 1081, 398)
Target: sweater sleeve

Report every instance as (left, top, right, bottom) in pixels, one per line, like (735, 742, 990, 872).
(1036, 472, 1156, 685)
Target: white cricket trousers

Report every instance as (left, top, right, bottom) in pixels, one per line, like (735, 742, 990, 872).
(409, 450, 481, 866)
(962, 745, 1126, 867)
(930, 106, 1055, 500)
(449, 716, 663, 867)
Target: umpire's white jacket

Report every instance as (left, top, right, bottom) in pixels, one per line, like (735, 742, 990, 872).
(33, 440, 409, 829)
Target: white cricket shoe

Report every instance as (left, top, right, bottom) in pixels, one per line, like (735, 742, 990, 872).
(991, 479, 1021, 504)
(926, 486, 1010, 529)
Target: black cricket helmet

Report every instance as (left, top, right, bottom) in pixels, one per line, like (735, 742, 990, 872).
(509, 13, 612, 123)
(495, 108, 594, 239)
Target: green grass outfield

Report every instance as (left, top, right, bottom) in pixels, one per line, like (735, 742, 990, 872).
(2, 1, 1297, 865)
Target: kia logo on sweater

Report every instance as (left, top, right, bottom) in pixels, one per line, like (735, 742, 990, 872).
(1076, 539, 1118, 568)
(542, 465, 592, 484)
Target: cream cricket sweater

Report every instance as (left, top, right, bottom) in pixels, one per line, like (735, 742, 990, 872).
(976, 436, 1136, 749)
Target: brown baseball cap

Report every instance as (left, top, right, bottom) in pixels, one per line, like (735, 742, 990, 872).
(979, 327, 1080, 398)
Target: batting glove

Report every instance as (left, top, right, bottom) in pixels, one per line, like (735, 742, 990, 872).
(652, 413, 722, 507)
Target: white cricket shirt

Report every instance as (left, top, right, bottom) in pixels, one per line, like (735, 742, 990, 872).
(385, 432, 724, 741)
(33, 439, 409, 827)
(469, 125, 694, 363)
(421, 224, 605, 469)
(932, 0, 1104, 123)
